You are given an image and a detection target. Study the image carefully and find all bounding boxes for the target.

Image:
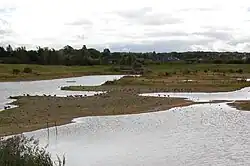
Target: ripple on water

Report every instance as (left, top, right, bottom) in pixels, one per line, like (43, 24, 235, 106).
(22, 103, 250, 166)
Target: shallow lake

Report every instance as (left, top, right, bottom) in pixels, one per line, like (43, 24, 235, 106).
(0, 75, 124, 110)
(2, 75, 250, 165)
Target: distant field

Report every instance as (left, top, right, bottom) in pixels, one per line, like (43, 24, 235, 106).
(1, 63, 250, 81)
(0, 64, 119, 81)
(148, 63, 250, 73)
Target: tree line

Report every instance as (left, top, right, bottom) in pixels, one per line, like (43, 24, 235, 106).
(1, 45, 250, 66)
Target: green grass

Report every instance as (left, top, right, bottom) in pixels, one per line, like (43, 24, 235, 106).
(148, 63, 250, 73)
(1, 63, 250, 82)
(62, 73, 250, 93)
(229, 101, 250, 111)
(0, 64, 120, 81)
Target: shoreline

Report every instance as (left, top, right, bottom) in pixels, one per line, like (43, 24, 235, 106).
(0, 92, 194, 137)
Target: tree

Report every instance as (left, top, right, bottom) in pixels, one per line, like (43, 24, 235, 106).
(6, 44, 13, 53)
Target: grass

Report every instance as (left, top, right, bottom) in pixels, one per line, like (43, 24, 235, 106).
(63, 73, 250, 92)
(228, 101, 250, 111)
(0, 135, 65, 166)
(148, 63, 250, 74)
(0, 64, 120, 81)
(1, 63, 250, 82)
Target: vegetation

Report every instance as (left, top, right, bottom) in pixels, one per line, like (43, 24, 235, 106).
(0, 64, 121, 81)
(2, 62, 250, 82)
(229, 101, 250, 111)
(0, 135, 65, 166)
(1, 45, 250, 66)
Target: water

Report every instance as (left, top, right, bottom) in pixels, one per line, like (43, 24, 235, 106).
(0, 75, 124, 110)
(1, 76, 250, 165)
(140, 87, 250, 102)
(23, 103, 250, 166)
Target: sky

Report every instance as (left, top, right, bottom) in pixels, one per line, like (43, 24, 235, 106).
(1, 0, 250, 52)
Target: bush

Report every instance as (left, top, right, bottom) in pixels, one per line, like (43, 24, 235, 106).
(236, 69, 243, 74)
(104, 80, 117, 85)
(12, 69, 21, 75)
(183, 69, 190, 75)
(23, 67, 32, 73)
(0, 135, 65, 166)
(165, 72, 170, 76)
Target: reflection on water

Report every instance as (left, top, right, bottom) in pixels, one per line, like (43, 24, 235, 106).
(0, 75, 124, 110)
(24, 103, 250, 166)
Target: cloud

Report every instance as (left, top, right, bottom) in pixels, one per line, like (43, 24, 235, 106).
(108, 38, 213, 52)
(180, 7, 218, 12)
(116, 7, 153, 18)
(0, 0, 250, 52)
(145, 31, 189, 37)
(139, 15, 182, 25)
(65, 19, 93, 26)
(193, 30, 233, 41)
(0, 7, 15, 13)
(115, 7, 182, 25)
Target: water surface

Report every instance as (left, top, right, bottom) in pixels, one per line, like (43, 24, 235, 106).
(0, 75, 124, 110)
(23, 103, 250, 166)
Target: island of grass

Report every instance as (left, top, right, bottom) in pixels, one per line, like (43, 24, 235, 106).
(228, 101, 250, 111)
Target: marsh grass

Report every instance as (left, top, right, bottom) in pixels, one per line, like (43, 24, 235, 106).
(228, 101, 250, 111)
(0, 135, 65, 166)
(0, 64, 119, 81)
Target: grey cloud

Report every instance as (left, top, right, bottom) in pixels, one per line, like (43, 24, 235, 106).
(116, 7, 152, 18)
(0, 7, 15, 13)
(192, 30, 233, 41)
(228, 38, 250, 46)
(145, 31, 189, 37)
(76, 34, 85, 40)
(0, 29, 11, 35)
(0, 18, 8, 25)
(108, 38, 213, 52)
(0, 19, 13, 38)
(65, 19, 93, 26)
(140, 15, 181, 25)
(115, 8, 181, 25)
(180, 7, 217, 12)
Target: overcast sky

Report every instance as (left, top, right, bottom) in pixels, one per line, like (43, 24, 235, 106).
(1, 0, 250, 52)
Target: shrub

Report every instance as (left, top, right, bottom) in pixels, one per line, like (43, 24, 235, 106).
(23, 67, 32, 73)
(12, 69, 21, 75)
(183, 69, 190, 75)
(236, 69, 243, 74)
(165, 72, 170, 76)
(213, 69, 221, 73)
(104, 80, 117, 85)
(0, 135, 65, 166)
